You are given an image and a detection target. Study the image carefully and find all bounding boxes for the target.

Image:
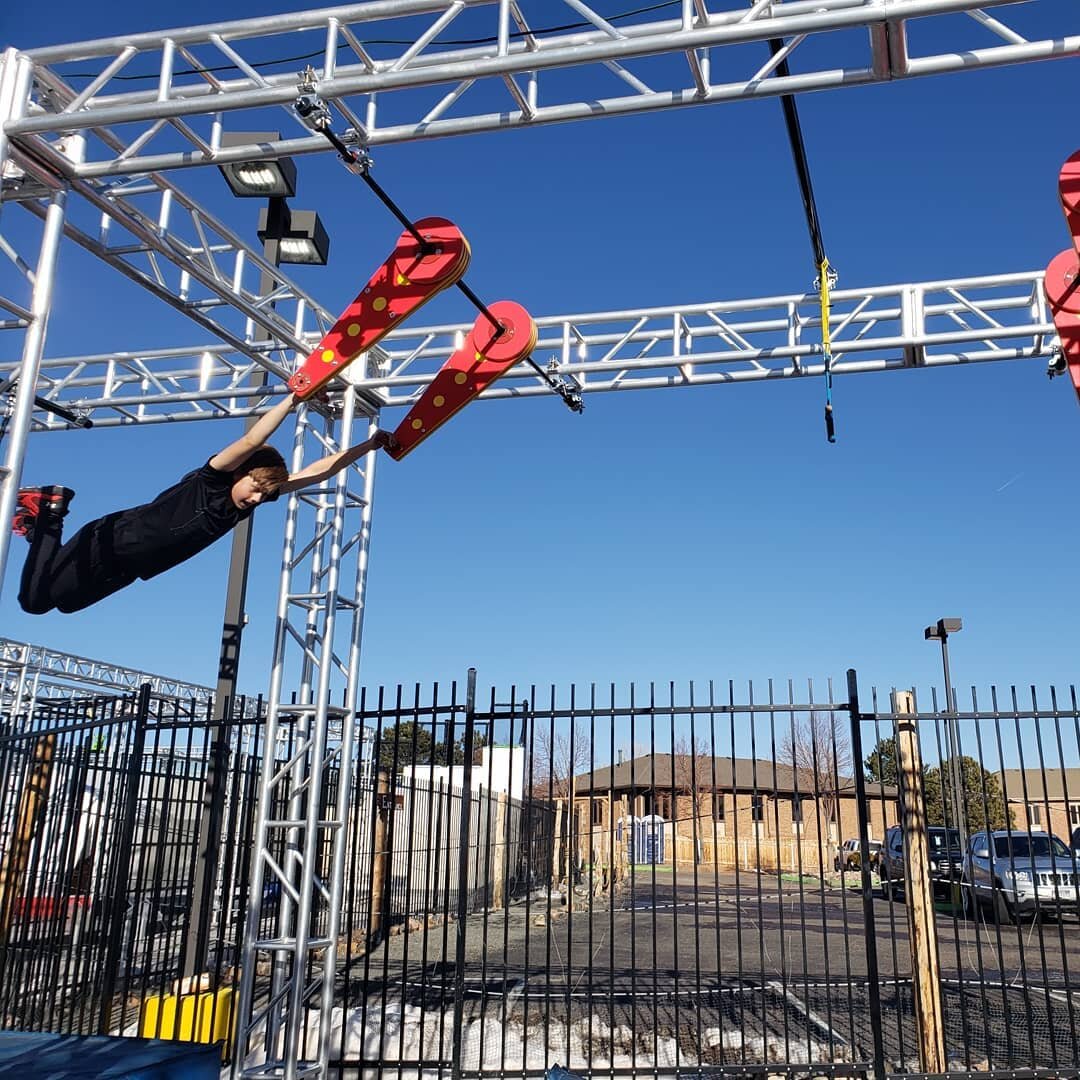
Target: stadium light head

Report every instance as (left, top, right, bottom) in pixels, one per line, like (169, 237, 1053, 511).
(924, 617, 963, 641)
(217, 131, 297, 199)
(257, 202, 330, 266)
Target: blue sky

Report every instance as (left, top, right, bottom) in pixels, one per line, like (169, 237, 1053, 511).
(2, 1, 1079, 713)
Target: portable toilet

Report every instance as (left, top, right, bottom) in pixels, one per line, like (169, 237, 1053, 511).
(628, 814, 665, 865)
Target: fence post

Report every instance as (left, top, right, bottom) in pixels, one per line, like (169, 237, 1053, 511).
(0, 733, 56, 943)
(492, 791, 507, 909)
(98, 684, 150, 1034)
(451, 668, 477, 1080)
(846, 670, 887, 1080)
(893, 688, 947, 1073)
(369, 767, 391, 942)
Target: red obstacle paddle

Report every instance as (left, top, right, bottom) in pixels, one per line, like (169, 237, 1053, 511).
(387, 301, 537, 460)
(288, 216, 470, 400)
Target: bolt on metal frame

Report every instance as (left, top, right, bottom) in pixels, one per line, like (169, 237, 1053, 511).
(233, 388, 378, 1080)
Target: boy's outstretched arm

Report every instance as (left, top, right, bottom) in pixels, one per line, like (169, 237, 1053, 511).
(278, 430, 398, 495)
(209, 393, 298, 472)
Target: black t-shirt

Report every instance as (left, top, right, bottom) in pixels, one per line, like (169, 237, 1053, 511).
(112, 460, 252, 580)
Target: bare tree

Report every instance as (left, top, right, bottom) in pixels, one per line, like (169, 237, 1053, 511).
(672, 737, 714, 820)
(779, 712, 853, 827)
(530, 728, 591, 799)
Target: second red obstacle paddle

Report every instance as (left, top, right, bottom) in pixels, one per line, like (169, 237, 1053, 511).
(387, 301, 537, 460)
(288, 216, 470, 400)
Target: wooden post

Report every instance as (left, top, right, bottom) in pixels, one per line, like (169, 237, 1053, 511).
(369, 768, 391, 942)
(491, 792, 507, 909)
(551, 798, 564, 884)
(894, 689, 946, 1073)
(0, 735, 56, 943)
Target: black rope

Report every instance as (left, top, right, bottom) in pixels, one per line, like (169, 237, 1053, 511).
(304, 111, 583, 412)
(767, 39, 826, 269)
(315, 123, 504, 337)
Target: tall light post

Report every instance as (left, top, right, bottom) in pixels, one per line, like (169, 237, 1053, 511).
(183, 135, 329, 980)
(924, 617, 967, 844)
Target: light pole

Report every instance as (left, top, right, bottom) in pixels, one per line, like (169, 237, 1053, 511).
(924, 617, 967, 844)
(183, 136, 329, 981)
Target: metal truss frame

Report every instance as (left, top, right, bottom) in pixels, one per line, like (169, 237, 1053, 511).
(234, 389, 377, 1079)
(0, 268, 1057, 425)
(0, 635, 215, 715)
(4, 1, 1077, 180)
(0, 4, 1075, 1078)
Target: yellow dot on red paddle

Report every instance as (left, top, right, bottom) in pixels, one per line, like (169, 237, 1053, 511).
(411, 418, 423, 430)
(454, 372, 467, 385)
(474, 351, 483, 362)
(373, 296, 387, 312)
(396, 274, 410, 286)
(433, 395, 445, 407)
(346, 323, 361, 337)
(321, 349, 335, 363)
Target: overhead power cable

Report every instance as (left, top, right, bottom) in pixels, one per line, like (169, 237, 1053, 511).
(64, 0, 681, 82)
(765, 36, 837, 443)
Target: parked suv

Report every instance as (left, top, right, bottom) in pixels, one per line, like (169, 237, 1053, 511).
(880, 824, 963, 900)
(834, 838, 882, 872)
(964, 830, 1079, 923)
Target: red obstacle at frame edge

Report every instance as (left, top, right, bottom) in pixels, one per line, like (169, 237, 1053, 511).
(1046, 151, 1080, 404)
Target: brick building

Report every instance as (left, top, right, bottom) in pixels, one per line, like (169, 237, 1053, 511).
(999, 767, 1080, 843)
(569, 753, 898, 873)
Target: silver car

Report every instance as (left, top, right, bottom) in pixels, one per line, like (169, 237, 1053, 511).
(964, 830, 1079, 923)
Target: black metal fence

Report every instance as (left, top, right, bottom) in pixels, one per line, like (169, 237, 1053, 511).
(2, 671, 1080, 1080)
(0, 688, 263, 1042)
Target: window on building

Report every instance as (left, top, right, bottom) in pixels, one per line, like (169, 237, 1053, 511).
(1071, 804, 1080, 827)
(712, 791, 726, 822)
(751, 795, 765, 822)
(592, 799, 604, 826)
(791, 797, 805, 824)
(1029, 804, 1042, 827)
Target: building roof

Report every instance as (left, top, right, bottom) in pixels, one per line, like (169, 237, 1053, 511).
(1000, 768, 1080, 802)
(573, 753, 896, 799)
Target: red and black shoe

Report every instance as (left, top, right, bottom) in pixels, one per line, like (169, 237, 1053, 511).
(12, 486, 75, 540)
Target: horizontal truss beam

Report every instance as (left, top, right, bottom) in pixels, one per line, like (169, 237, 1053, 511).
(0, 635, 215, 705)
(4, 1, 1076, 178)
(0, 269, 1057, 427)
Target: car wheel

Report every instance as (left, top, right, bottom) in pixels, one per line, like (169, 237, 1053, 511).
(961, 880, 975, 920)
(993, 890, 1016, 926)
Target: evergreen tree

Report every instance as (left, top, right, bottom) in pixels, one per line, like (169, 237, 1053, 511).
(865, 736, 899, 786)
(923, 756, 1012, 831)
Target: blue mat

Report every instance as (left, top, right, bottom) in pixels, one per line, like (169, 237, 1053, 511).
(0, 1032, 221, 1078)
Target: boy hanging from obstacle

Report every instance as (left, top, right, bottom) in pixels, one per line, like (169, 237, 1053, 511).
(12, 212, 540, 616)
(13, 393, 398, 615)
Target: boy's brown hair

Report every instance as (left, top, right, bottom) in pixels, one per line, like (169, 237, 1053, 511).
(236, 446, 289, 499)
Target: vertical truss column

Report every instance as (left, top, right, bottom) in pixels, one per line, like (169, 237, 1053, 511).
(235, 387, 379, 1080)
(0, 49, 69, 594)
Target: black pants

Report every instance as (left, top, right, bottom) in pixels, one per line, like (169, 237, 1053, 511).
(19, 512, 138, 615)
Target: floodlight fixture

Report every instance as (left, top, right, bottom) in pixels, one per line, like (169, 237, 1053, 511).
(257, 199, 328, 266)
(258, 203, 330, 266)
(924, 617, 963, 641)
(217, 131, 297, 199)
